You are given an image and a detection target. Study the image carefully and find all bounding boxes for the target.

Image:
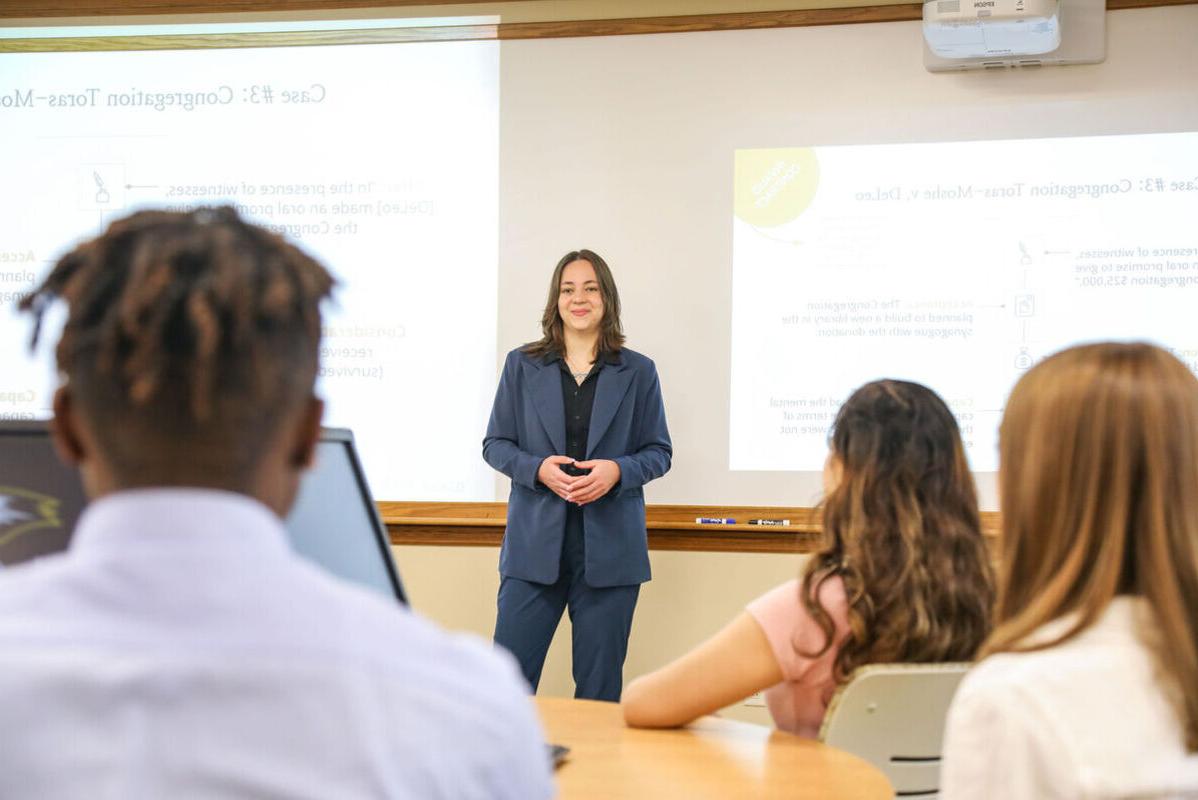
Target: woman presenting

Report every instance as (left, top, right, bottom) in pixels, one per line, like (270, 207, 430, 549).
(483, 249, 671, 701)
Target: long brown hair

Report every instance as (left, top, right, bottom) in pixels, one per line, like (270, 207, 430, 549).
(522, 249, 625, 360)
(801, 380, 994, 681)
(987, 342, 1198, 751)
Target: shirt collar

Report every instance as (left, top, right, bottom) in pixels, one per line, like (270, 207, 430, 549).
(69, 488, 292, 559)
(1023, 594, 1153, 648)
(545, 349, 622, 366)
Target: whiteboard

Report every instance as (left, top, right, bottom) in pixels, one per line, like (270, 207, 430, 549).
(495, 6, 1198, 509)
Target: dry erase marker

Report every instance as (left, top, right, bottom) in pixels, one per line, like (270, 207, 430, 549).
(695, 517, 736, 524)
(747, 519, 790, 526)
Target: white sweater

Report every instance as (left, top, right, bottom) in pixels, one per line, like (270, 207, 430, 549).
(941, 596, 1198, 799)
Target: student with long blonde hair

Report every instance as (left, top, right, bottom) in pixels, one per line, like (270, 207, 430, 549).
(942, 342, 1198, 797)
(623, 380, 993, 735)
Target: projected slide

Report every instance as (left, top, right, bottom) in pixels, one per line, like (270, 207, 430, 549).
(730, 132, 1198, 472)
(0, 36, 498, 500)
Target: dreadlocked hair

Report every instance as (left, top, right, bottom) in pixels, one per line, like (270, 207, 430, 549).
(797, 380, 994, 683)
(20, 206, 334, 483)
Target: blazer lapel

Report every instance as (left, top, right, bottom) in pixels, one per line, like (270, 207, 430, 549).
(527, 357, 567, 454)
(587, 358, 634, 459)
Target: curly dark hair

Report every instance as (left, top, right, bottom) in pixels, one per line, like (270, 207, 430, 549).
(798, 379, 995, 681)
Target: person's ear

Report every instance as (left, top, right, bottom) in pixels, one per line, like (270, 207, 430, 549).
(50, 386, 86, 466)
(291, 396, 324, 469)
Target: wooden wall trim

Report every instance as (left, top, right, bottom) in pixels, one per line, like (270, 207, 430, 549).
(498, 0, 1197, 38)
(497, 5, 923, 38)
(2, 1, 1193, 43)
(0, 6, 921, 54)
(382, 500, 1001, 554)
(0, 0, 509, 17)
(0, 24, 497, 51)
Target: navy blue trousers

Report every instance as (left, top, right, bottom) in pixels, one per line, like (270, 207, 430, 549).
(494, 510, 640, 701)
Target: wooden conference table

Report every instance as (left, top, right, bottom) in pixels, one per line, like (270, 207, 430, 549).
(535, 697, 893, 800)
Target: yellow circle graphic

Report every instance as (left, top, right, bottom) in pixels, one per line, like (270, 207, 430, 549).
(734, 148, 820, 228)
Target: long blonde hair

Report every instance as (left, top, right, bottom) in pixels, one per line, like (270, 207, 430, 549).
(989, 342, 1198, 751)
(801, 380, 994, 680)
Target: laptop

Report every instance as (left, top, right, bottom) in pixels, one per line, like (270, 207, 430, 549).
(0, 420, 407, 605)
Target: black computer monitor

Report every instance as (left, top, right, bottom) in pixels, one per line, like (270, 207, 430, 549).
(0, 421, 407, 605)
(0, 420, 87, 565)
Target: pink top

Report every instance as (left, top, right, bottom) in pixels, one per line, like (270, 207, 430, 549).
(745, 576, 850, 738)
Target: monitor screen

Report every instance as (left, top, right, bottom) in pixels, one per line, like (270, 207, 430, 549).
(0, 422, 406, 605)
(286, 430, 407, 605)
(0, 423, 87, 566)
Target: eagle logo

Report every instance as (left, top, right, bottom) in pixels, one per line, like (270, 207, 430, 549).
(0, 486, 63, 551)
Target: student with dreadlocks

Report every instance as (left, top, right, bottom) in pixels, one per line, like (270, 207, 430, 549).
(0, 207, 553, 799)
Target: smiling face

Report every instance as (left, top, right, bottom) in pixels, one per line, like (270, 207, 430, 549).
(557, 258, 605, 336)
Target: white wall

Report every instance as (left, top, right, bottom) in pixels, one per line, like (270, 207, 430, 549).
(496, 6, 1198, 510)
(396, 543, 805, 723)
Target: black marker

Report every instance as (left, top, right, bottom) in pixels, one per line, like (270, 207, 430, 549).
(747, 519, 790, 526)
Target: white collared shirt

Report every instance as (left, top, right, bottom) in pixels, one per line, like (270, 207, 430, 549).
(0, 489, 554, 800)
(941, 596, 1198, 799)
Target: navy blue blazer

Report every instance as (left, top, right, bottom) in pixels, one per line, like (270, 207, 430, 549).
(483, 347, 672, 587)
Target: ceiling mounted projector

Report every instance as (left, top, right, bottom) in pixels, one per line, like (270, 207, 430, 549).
(922, 0, 1106, 71)
(924, 0, 1061, 58)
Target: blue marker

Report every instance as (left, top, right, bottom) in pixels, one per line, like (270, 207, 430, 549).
(695, 517, 736, 524)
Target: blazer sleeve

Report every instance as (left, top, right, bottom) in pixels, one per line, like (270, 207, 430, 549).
(482, 350, 545, 492)
(613, 359, 672, 494)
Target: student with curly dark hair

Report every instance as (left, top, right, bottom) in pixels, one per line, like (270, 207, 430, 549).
(623, 379, 993, 736)
(0, 208, 553, 799)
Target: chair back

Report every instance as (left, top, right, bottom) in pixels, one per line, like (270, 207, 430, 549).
(819, 662, 970, 798)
